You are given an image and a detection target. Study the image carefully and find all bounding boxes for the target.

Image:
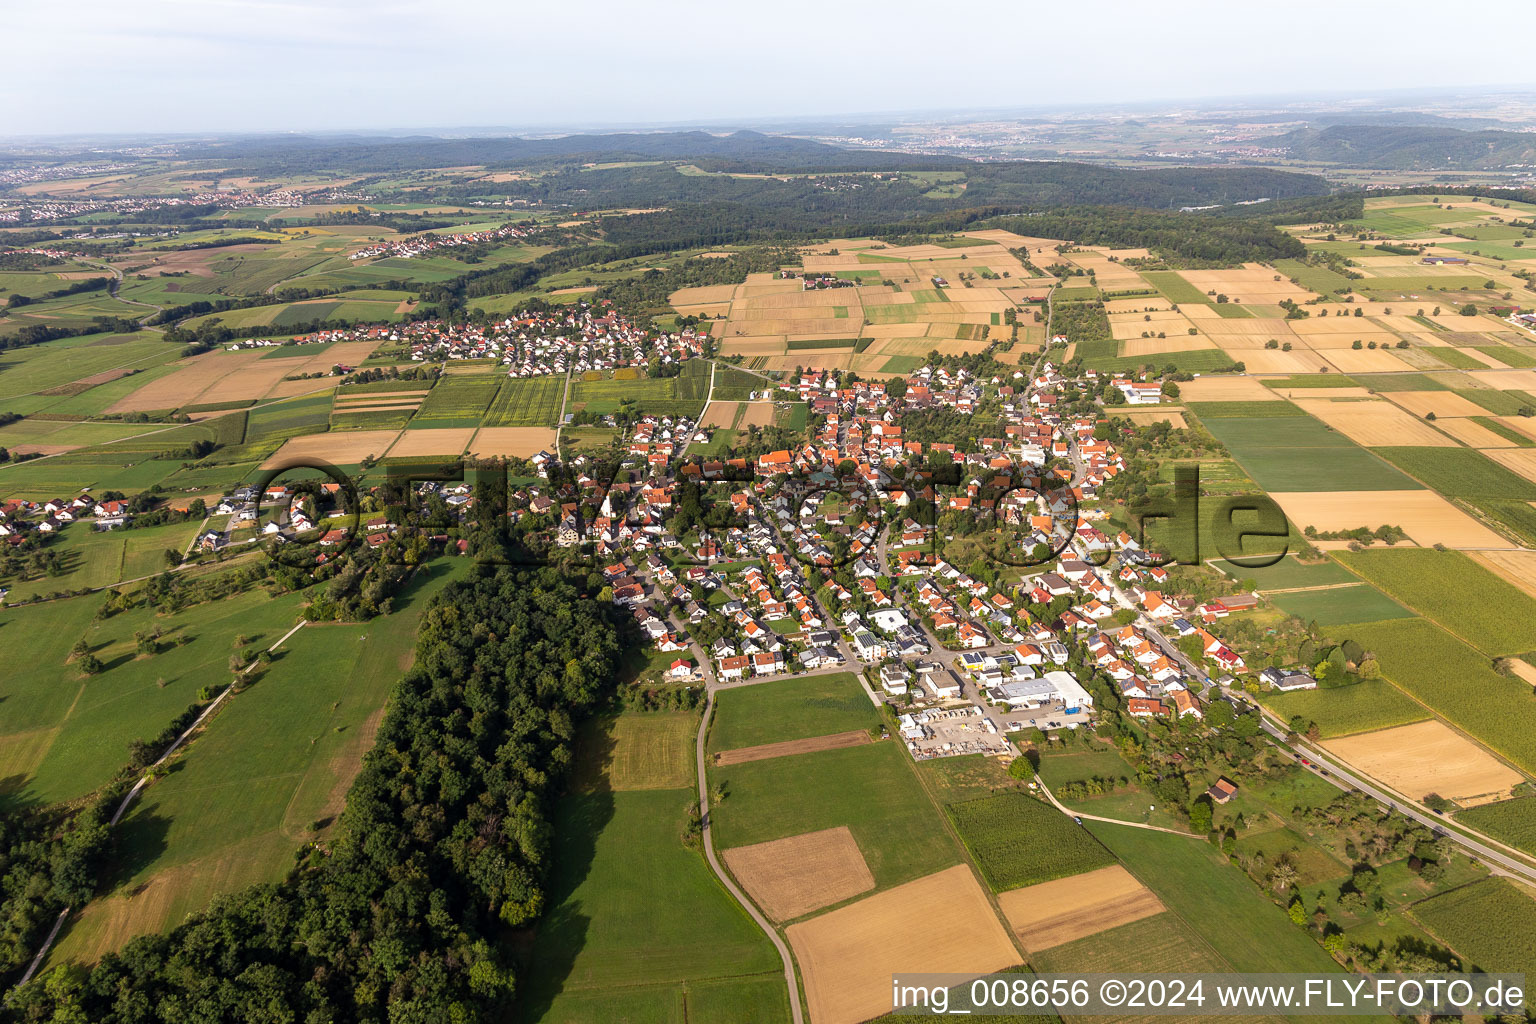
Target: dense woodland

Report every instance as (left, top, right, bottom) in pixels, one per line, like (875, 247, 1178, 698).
(3, 565, 630, 1023)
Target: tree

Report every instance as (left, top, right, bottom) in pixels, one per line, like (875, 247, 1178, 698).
(163, 548, 182, 569)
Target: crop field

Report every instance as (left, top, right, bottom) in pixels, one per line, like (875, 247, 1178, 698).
(707, 741, 960, 891)
(1322, 720, 1523, 805)
(1264, 680, 1430, 737)
(1141, 271, 1210, 305)
(945, 793, 1116, 892)
(1031, 911, 1230, 979)
(995, 864, 1165, 953)
(786, 865, 1020, 1024)
(570, 363, 709, 417)
(708, 672, 877, 752)
(1337, 548, 1536, 656)
(408, 375, 502, 427)
(1330, 619, 1536, 775)
(484, 375, 565, 426)
(1267, 489, 1503, 548)
(1409, 879, 1536, 982)
(1374, 445, 1536, 501)
(465, 426, 558, 457)
(1198, 413, 1418, 492)
(721, 825, 875, 922)
(1269, 584, 1414, 627)
(1455, 795, 1536, 855)
(1088, 822, 1344, 975)
(245, 392, 332, 442)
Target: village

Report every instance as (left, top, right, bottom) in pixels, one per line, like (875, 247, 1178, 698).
(1, 348, 1295, 762)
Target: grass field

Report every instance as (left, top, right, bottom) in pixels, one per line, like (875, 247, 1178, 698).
(707, 672, 876, 752)
(1330, 618, 1536, 775)
(945, 792, 1116, 892)
(1264, 680, 1430, 737)
(1, 585, 311, 808)
(1270, 584, 1415, 627)
(517, 710, 785, 1023)
(484, 375, 565, 426)
(1088, 821, 1348, 975)
(1374, 446, 1536, 501)
(47, 564, 468, 967)
(1200, 414, 1419, 492)
(708, 741, 960, 891)
(1337, 548, 1536, 656)
(1211, 555, 1358, 590)
(1454, 796, 1536, 855)
(1408, 878, 1536, 982)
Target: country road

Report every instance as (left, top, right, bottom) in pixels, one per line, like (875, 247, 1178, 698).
(1257, 715, 1536, 886)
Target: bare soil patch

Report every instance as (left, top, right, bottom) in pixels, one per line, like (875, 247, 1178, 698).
(723, 826, 876, 922)
(714, 730, 872, 767)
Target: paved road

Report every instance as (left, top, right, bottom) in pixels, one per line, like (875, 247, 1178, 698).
(1256, 716, 1536, 885)
(657, 598, 804, 1024)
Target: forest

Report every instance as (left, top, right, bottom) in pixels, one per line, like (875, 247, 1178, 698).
(3, 564, 631, 1024)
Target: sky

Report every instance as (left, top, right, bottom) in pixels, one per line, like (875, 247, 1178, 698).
(6, 0, 1536, 137)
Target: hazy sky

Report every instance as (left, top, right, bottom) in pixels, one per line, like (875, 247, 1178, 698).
(6, 0, 1535, 136)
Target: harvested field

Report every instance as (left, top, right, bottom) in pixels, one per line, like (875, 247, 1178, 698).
(787, 865, 1018, 1024)
(1291, 398, 1457, 447)
(1481, 447, 1536, 484)
(465, 426, 557, 458)
(1383, 391, 1490, 418)
(386, 427, 476, 458)
(701, 401, 740, 429)
(1322, 348, 1417, 373)
(1179, 376, 1284, 403)
(1268, 489, 1504, 547)
(1116, 410, 1187, 428)
(1471, 549, 1536, 599)
(996, 864, 1165, 953)
(722, 826, 875, 922)
(107, 350, 264, 413)
(1178, 265, 1315, 304)
(1431, 417, 1519, 448)
(261, 429, 398, 468)
(1240, 349, 1336, 374)
(714, 730, 871, 767)
(738, 403, 776, 427)
(1119, 336, 1214, 357)
(1322, 720, 1523, 805)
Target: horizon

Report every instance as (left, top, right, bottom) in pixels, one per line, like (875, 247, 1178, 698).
(7, 0, 1536, 137)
